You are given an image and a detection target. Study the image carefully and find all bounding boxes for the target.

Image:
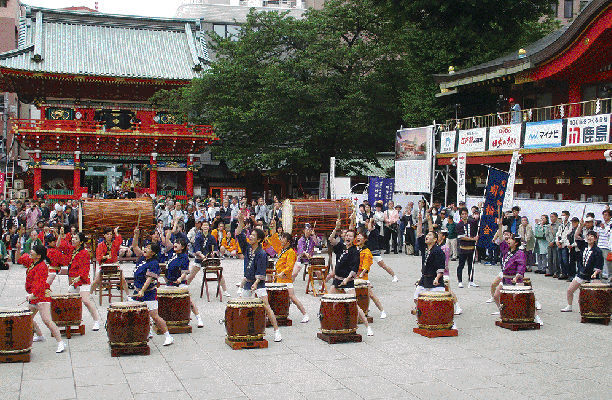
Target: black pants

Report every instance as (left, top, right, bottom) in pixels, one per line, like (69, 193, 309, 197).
(569, 250, 579, 278)
(383, 225, 397, 253)
(405, 227, 415, 249)
(457, 251, 474, 283)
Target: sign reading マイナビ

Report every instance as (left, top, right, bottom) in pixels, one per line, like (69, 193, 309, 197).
(488, 124, 521, 151)
(457, 128, 486, 153)
(566, 114, 611, 146)
(523, 120, 563, 148)
(440, 131, 456, 153)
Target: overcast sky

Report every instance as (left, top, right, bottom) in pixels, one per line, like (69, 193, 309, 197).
(23, 0, 186, 18)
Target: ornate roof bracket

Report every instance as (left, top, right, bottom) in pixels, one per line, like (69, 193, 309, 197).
(32, 11, 44, 62)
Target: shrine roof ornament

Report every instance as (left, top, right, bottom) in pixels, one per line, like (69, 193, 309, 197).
(0, 5, 211, 80)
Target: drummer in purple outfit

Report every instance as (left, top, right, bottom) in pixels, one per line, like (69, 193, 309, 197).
(292, 223, 320, 280)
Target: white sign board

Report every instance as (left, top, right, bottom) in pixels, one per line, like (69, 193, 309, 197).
(457, 128, 487, 153)
(439, 131, 456, 153)
(488, 124, 521, 151)
(566, 114, 611, 146)
(456, 152, 467, 204)
(524, 120, 563, 148)
(503, 150, 520, 211)
(395, 126, 434, 193)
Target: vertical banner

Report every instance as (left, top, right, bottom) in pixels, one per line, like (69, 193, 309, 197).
(503, 150, 520, 211)
(319, 173, 328, 200)
(330, 157, 336, 199)
(456, 152, 467, 204)
(477, 168, 509, 249)
(0, 173, 4, 197)
(395, 126, 434, 193)
(368, 177, 395, 206)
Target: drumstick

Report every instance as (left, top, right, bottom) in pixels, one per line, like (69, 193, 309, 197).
(137, 210, 142, 230)
(17, 299, 27, 306)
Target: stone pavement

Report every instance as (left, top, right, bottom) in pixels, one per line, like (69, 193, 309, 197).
(1, 252, 611, 400)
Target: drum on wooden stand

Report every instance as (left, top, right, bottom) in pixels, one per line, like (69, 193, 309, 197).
(354, 279, 372, 323)
(579, 282, 612, 324)
(317, 293, 361, 343)
(157, 287, 192, 334)
(100, 263, 119, 274)
(0, 308, 33, 363)
(310, 256, 326, 266)
(415, 291, 454, 330)
(81, 198, 156, 237)
(51, 293, 85, 338)
(224, 298, 267, 349)
(106, 302, 150, 356)
(282, 199, 354, 236)
(265, 283, 291, 326)
(499, 285, 535, 323)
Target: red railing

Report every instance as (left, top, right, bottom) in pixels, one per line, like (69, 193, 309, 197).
(12, 119, 217, 139)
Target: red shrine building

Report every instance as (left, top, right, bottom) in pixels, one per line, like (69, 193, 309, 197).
(434, 0, 612, 203)
(0, 6, 217, 200)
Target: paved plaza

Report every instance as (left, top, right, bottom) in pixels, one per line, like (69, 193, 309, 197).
(1, 253, 611, 400)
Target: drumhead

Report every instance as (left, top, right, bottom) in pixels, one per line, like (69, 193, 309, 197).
(282, 199, 292, 234)
(227, 298, 264, 306)
(0, 307, 32, 317)
(354, 279, 368, 288)
(321, 293, 356, 302)
(501, 285, 533, 293)
(265, 283, 288, 290)
(110, 301, 147, 309)
(157, 287, 189, 295)
(581, 282, 612, 289)
(418, 291, 452, 300)
(100, 263, 119, 267)
(51, 293, 81, 299)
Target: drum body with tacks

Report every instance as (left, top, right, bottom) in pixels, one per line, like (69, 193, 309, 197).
(225, 298, 266, 342)
(51, 293, 83, 327)
(354, 279, 370, 316)
(0, 308, 33, 362)
(416, 291, 454, 330)
(282, 199, 354, 236)
(157, 287, 192, 333)
(106, 302, 150, 348)
(82, 198, 156, 237)
(266, 283, 290, 319)
(579, 282, 612, 320)
(319, 293, 358, 335)
(499, 285, 535, 323)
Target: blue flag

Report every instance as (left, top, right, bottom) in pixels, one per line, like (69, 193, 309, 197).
(477, 168, 509, 249)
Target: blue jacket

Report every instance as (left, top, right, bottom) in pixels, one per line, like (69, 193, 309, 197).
(237, 231, 267, 288)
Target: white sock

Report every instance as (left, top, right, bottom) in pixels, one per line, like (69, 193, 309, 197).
(164, 331, 171, 338)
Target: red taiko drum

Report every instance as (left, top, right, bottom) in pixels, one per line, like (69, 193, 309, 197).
(100, 263, 119, 274)
(319, 293, 358, 335)
(266, 283, 289, 319)
(157, 287, 191, 329)
(354, 279, 370, 316)
(106, 302, 149, 347)
(579, 282, 612, 319)
(310, 256, 326, 266)
(416, 291, 454, 330)
(225, 298, 266, 342)
(51, 293, 83, 327)
(0, 308, 33, 362)
(499, 285, 535, 323)
(282, 199, 354, 236)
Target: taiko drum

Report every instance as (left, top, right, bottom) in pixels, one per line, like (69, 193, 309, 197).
(157, 287, 191, 328)
(319, 293, 358, 335)
(225, 298, 266, 342)
(354, 279, 370, 316)
(282, 199, 354, 236)
(499, 285, 535, 323)
(50, 293, 83, 327)
(266, 283, 290, 319)
(309, 256, 326, 266)
(0, 308, 33, 360)
(416, 291, 454, 330)
(579, 282, 612, 319)
(106, 302, 149, 347)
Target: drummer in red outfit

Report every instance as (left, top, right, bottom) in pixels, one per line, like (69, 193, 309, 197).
(45, 233, 69, 286)
(60, 231, 101, 331)
(25, 244, 66, 353)
(90, 226, 128, 295)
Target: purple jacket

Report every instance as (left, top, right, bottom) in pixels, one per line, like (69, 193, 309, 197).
(297, 235, 320, 262)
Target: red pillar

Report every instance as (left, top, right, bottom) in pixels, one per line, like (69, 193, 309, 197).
(149, 152, 158, 196)
(73, 151, 81, 198)
(32, 151, 42, 199)
(186, 154, 194, 197)
(568, 78, 582, 117)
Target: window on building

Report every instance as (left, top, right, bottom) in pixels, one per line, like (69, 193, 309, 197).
(550, 2, 558, 17)
(0, 0, 8, 8)
(212, 24, 241, 41)
(564, 0, 574, 18)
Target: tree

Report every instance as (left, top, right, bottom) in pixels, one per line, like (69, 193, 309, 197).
(153, 0, 410, 174)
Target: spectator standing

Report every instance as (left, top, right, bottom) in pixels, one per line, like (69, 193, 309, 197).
(533, 215, 549, 274)
(596, 209, 612, 280)
(547, 212, 561, 277)
(383, 201, 399, 254)
(518, 216, 535, 272)
(446, 214, 458, 261)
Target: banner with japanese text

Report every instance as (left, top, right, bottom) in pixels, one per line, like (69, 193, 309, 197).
(502, 150, 520, 211)
(368, 177, 395, 206)
(566, 114, 611, 146)
(477, 168, 509, 249)
(319, 173, 328, 199)
(456, 153, 467, 204)
(524, 120, 563, 148)
(457, 128, 486, 153)
(488, 124, 521, 151)
(395, 126, 433, 193)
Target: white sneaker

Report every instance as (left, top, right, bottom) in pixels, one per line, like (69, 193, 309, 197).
(235, 282, 241, 287)
(366, 326, 374, 336)
(380, 311, 387, 319)
(56, 341, 66, 353)
(223, 291, 231, 298)
(236, 287, 243, 295)
(301, 314, 309, 323)
(163, 336, 174, 346)
(92, 321, 100, 331)
(536, 301, 542, 310)
(469, 281, 479, 288)
(149, 329, 154, 338)
(392, 276, 399, 283)
(197, 318, 204, 328)
(33, 335, 46, 342)
(452, 322, 457, 330)
(534, 315, 544, 326)
(561, 305, 572, 312)
(458, 282, 464, 288)
(491, 311, 500, 315)
(485, 297, 495, 303)
(274, 330, 282, 342)
(454, 307, 462, 315)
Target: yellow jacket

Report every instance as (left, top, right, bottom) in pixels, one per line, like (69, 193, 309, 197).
(275, 248, 297, 283)
(220, 237, 237, 252)
(268, 233, 282, 254)
(359, 247, 373, 280)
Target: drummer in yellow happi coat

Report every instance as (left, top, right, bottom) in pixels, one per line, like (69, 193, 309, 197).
(275, 232, 310, 323)
(355, 231, 387, 319)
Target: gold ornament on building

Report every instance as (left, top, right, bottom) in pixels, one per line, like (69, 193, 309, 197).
(579, 171, 593, 186)
(555, 171, 570, 185)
